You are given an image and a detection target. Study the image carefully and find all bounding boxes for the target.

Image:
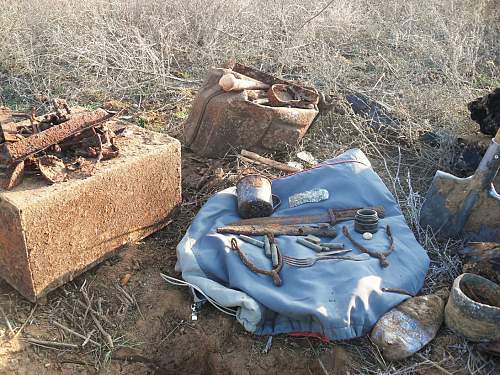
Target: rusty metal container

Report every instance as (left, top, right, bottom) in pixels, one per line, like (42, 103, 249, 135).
(184, 64, 319, 158)
(236, 175, 273, 219)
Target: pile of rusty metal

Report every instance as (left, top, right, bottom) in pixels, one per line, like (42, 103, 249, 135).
(0, 100, 120, 190)
(217, 62, 320, 109)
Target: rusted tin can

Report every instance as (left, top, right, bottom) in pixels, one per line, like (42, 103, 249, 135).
(237, 175, 273, 219)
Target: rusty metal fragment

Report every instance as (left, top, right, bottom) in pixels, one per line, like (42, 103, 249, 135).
(268, 84, 316, 109)
(0, 161, 25, 190)
(462, 242, 500, 284)
(230, 237, 283, 286)
(232, 63, 319, 106)
(38, 155, 67, 183)
(342, 225, 395, 267)
(0, 104, 121, 190)
(1, 122, 24, 143)
(217, 223, 337, 237)
(3, 109, 112, 162)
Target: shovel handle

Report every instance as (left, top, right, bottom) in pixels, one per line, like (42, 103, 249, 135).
(474, 130, 500, 189)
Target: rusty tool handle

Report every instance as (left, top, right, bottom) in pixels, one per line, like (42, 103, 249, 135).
(2, 109, 113, 162)
(219, 74, 270, 92)
(218, 224, 337, 237)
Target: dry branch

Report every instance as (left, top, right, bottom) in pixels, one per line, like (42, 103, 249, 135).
(91, 312, 114, 349)
(27, 338, 79, 350)
(240, 149, 302, 173)
(53, 320, 101, 347)
(0, 305, 14, 335)
(13, 304, 37, 338)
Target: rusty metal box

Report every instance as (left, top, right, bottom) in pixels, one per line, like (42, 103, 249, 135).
(0, 124, 181, 301)
(184, 65, 319, 158)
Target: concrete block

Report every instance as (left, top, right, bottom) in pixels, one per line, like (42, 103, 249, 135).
(0, 124, 181, 301)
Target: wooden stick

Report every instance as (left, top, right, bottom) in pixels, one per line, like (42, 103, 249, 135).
(27, 338, 79, 349)
(13, 304, 37, 338)
(0, 305, 14, 335)
(91, 312, 114, 349)
(240, 149, 302, 173)
(82, 329, 96, 347)
(53, 321, 101, 347)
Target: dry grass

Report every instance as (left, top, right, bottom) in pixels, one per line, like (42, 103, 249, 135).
(0, 0, 499, 374)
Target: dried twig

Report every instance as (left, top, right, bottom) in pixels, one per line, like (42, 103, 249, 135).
(53, 320, 101, 347)
(115, 285, 134, 304)
(307, 338, 329, 375)
(115, 284, 144, 319)
(13, 304, 37, 338)
(90, 312, 114, 349)
(82, 329, 96, 348)
(76, 295, 115, 327)
(0, 305, 15, 335)
(27, 338, 79, 350)
(296, 0, 336, 32)
(416, 353, 453, 375)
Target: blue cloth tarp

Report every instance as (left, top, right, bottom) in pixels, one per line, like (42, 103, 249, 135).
(175, 149, 429, 340)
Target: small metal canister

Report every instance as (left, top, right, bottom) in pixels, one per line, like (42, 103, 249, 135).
(237, 175, 273, 219)
(354, 208, 379, 234)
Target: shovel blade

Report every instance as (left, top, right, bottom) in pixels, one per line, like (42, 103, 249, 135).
(420, 171, 500, 241)
(419, 171, 470, 239)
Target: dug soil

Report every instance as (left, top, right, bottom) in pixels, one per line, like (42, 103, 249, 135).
(0, 233, 352, 375)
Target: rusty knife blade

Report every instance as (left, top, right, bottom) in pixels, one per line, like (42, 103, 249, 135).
(228, 205, 385, 226)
